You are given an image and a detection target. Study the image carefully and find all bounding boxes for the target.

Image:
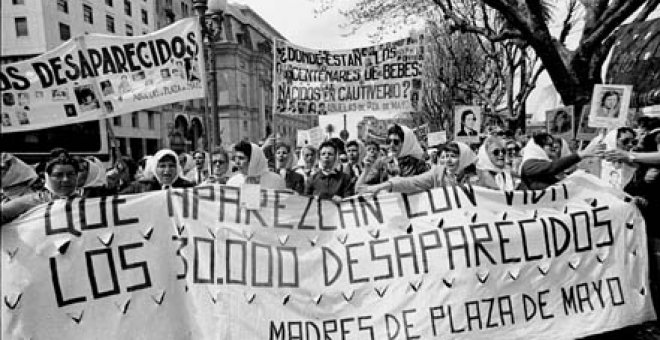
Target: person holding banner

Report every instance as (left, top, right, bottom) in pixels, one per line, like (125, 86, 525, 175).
(227, 141, 286, 189)
(358, 141, 477, 194)
(519, 133, 603, 190)
(121, 149, 194, 194)
(357, 124, 429, 187)
(1, 151, 80, 225)
(76, 157, 111, 198)
(274, 142, 305, 194)
(475, 136, 515, 190)
(305, 141, 353, 200)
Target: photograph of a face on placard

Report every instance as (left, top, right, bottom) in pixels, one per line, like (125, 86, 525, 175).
(454, 105, 481, 143)
(577, 105, 599, 140)
(546, 106, 574, 140)
(588, 84, 632, 128)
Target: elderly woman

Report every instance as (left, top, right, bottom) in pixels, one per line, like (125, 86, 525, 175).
(357, 124, 429, 187)
(273, 142, 305, 194)
(359, 141, 477, 194)
(2, 151, 81, 225)
(1, 153, 43, 203)
(121, 149, 194, 194)
(519, 133, 602, 190)
(475, 136, 515, 190)
(227, 141, 286, 189)
(77, 157, 111, 198)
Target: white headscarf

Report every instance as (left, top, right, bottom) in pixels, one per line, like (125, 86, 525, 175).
(83, 157, 107, 188)
(454, 141, 478, 174)
(1, 153, 37, 189)
(148, 149, 182, 184)
(179, 153, 195, 176)
(246, 143, 270, 178)
(398, 125, 425, 160)
(477, 137, 514, 190)
(521, 138, 551, 166)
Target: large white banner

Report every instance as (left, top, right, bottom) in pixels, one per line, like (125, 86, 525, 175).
(1, 173, 656, 339)
(0, 18, 205, 133)
(274, 35, 424, 116)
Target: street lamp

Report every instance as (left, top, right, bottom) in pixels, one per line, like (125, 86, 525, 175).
(193, 0, 227, 149)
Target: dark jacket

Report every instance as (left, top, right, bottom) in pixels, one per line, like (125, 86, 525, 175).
(519, 154, 581, 190)
(305, 170, 353, 199)
(625, 167, 660, 237)
(279, 169, 305, 195)
(360, 155, 429, 185)
(120, 177, 194, 195)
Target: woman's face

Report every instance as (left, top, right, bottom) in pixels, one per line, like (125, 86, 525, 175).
(211, 153, 229, 177)
(234, 151, 250, 175)
(464, 113, 476, 130)
(319, 146, 336, 170)
(440, 150, 459, 174)
(275, 147, 289, 166)
(616, 131, 636, 151)
(302, 148, 316, 167)
(156, 159, 177, 185)
(604, 94, 619, 109)
(387, 133, 402, 157)
(487, 140, 506, 169)
(541, 137, 555, 157)
(49, 164, 77, 197)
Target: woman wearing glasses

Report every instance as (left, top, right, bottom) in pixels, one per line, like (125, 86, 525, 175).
(357, 124, 429, 188)
(475, 136, 514, 190)
(519, 133, 602, 190)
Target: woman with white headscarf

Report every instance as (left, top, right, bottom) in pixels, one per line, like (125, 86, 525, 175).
(357, 124, 429, 187)
(519, 132, 602, 190)
(475, 136, 514, 190)
(227, 141, 286, 189)
(600, 127, 637, 190)
(1, 153, 43, 202)
(359, 141, 477, 194)
(121, 149, 194, 194)
(77, 157, 111, 198)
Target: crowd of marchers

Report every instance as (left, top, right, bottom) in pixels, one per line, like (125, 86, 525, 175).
(2, 117, 660, 311)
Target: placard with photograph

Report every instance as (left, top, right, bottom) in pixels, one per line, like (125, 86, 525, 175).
(454, 105, 481, 143)
(545, 106, 574, 140)
(587, 84, 633, 129)
(577, 105, 599, 140)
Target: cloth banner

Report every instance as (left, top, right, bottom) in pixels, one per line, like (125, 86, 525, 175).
(0, 18, 205, 133)
(1, 173, 656, 339)
(273, 35, 424, 116)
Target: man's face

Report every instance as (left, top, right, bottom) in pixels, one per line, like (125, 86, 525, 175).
(319, 146, 336, 170)
(211, 153, 228, 177)
(346, 145, 359, 164)
(156, 159, 177, 185)
(193, 153, 205, 169)
(366, 145, 379, 160)
(465, 113, 476, 129)
(302, 148, 316, 166)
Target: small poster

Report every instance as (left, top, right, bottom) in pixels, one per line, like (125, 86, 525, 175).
(427, 131, 447, 146)
(545, 106, 574, 140)
(577, 105, 599, 140)
(587, 84, 633, 129)
(454, 105, 481, 143)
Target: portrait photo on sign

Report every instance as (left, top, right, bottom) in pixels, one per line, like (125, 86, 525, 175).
(52, 89, 69, 101)
(588, 84, 632, 128)
(3, 93, 15, 106)
(2, 112, 12, 127)
(64, 104, 77, 117)
(100, 80, 114, 96)
(15, 110, 29, 125)
(577, 105, 599, 140)
(74, 85, 100, 112)
(454, 105, 481, 142)
(103, 101, 114, 113)
(546, 106, 574, 140)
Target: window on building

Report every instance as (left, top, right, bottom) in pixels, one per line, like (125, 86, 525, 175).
(105, 0, 113, 6)
(148, 112, 154, 129)
(124, 0, 132, 16)
(12, 0, 25, 4)
(106, 15, 115, 33)
(131, 112, 139, 128)
(243, 120, 248, 132)
(57, 0, 68, 13)
(59, 23, 71, 40)
(15, 17, 28, 37)
(141, 9, 148, 24)
(113, 116, 122, 126)
(83, 4, 93, 23)
(181, 3, 188, 16)
(125, 24, 133, 36)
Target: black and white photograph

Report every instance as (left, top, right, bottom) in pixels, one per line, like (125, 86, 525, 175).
(73, 84, 100, 112)
(2, 92, 15, 106)
(100, 80, 114, 96)
(546, 106, 574, 140)
(454, 105, 481, 143)
(15, 109, 29, 125)
(588, 84, 633, 128)
(51, 89, 69, 101)
(63, 103, 77, 117)
(1, 112, 12, 127)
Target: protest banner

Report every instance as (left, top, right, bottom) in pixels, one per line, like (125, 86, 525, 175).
(0, 18, 205, 133)
(273, 35, 424, 116)
(1, 173, 656, 339)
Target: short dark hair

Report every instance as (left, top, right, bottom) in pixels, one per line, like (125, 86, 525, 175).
(533, 132, 553, 147)
(319, 141, 337, 154)
(441, 142, 460, 155)
(274, 142, 291, 153)
(234, 141, 252, 160)
(461, 110, 475, 124)
(616, 127, 636, 139)
(600, 90, 620, 106)
(346, 140, 359, 149)
(45, 152, 79, 175)
(366, 140, 380, 151)
(387, 124, 404, 141)
(328, 137, 345, 154)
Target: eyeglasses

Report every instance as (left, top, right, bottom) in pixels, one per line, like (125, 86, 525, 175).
(386, 138, 401, 146)
(619, 138, 637, 146)
(491, 148, 506, 157)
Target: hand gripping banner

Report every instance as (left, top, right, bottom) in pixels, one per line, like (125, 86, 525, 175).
(0, 18, 205, 133)
(1, 173, 656, 339)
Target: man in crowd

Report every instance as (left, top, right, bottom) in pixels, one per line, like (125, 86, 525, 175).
(305, 141, 352, 201)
